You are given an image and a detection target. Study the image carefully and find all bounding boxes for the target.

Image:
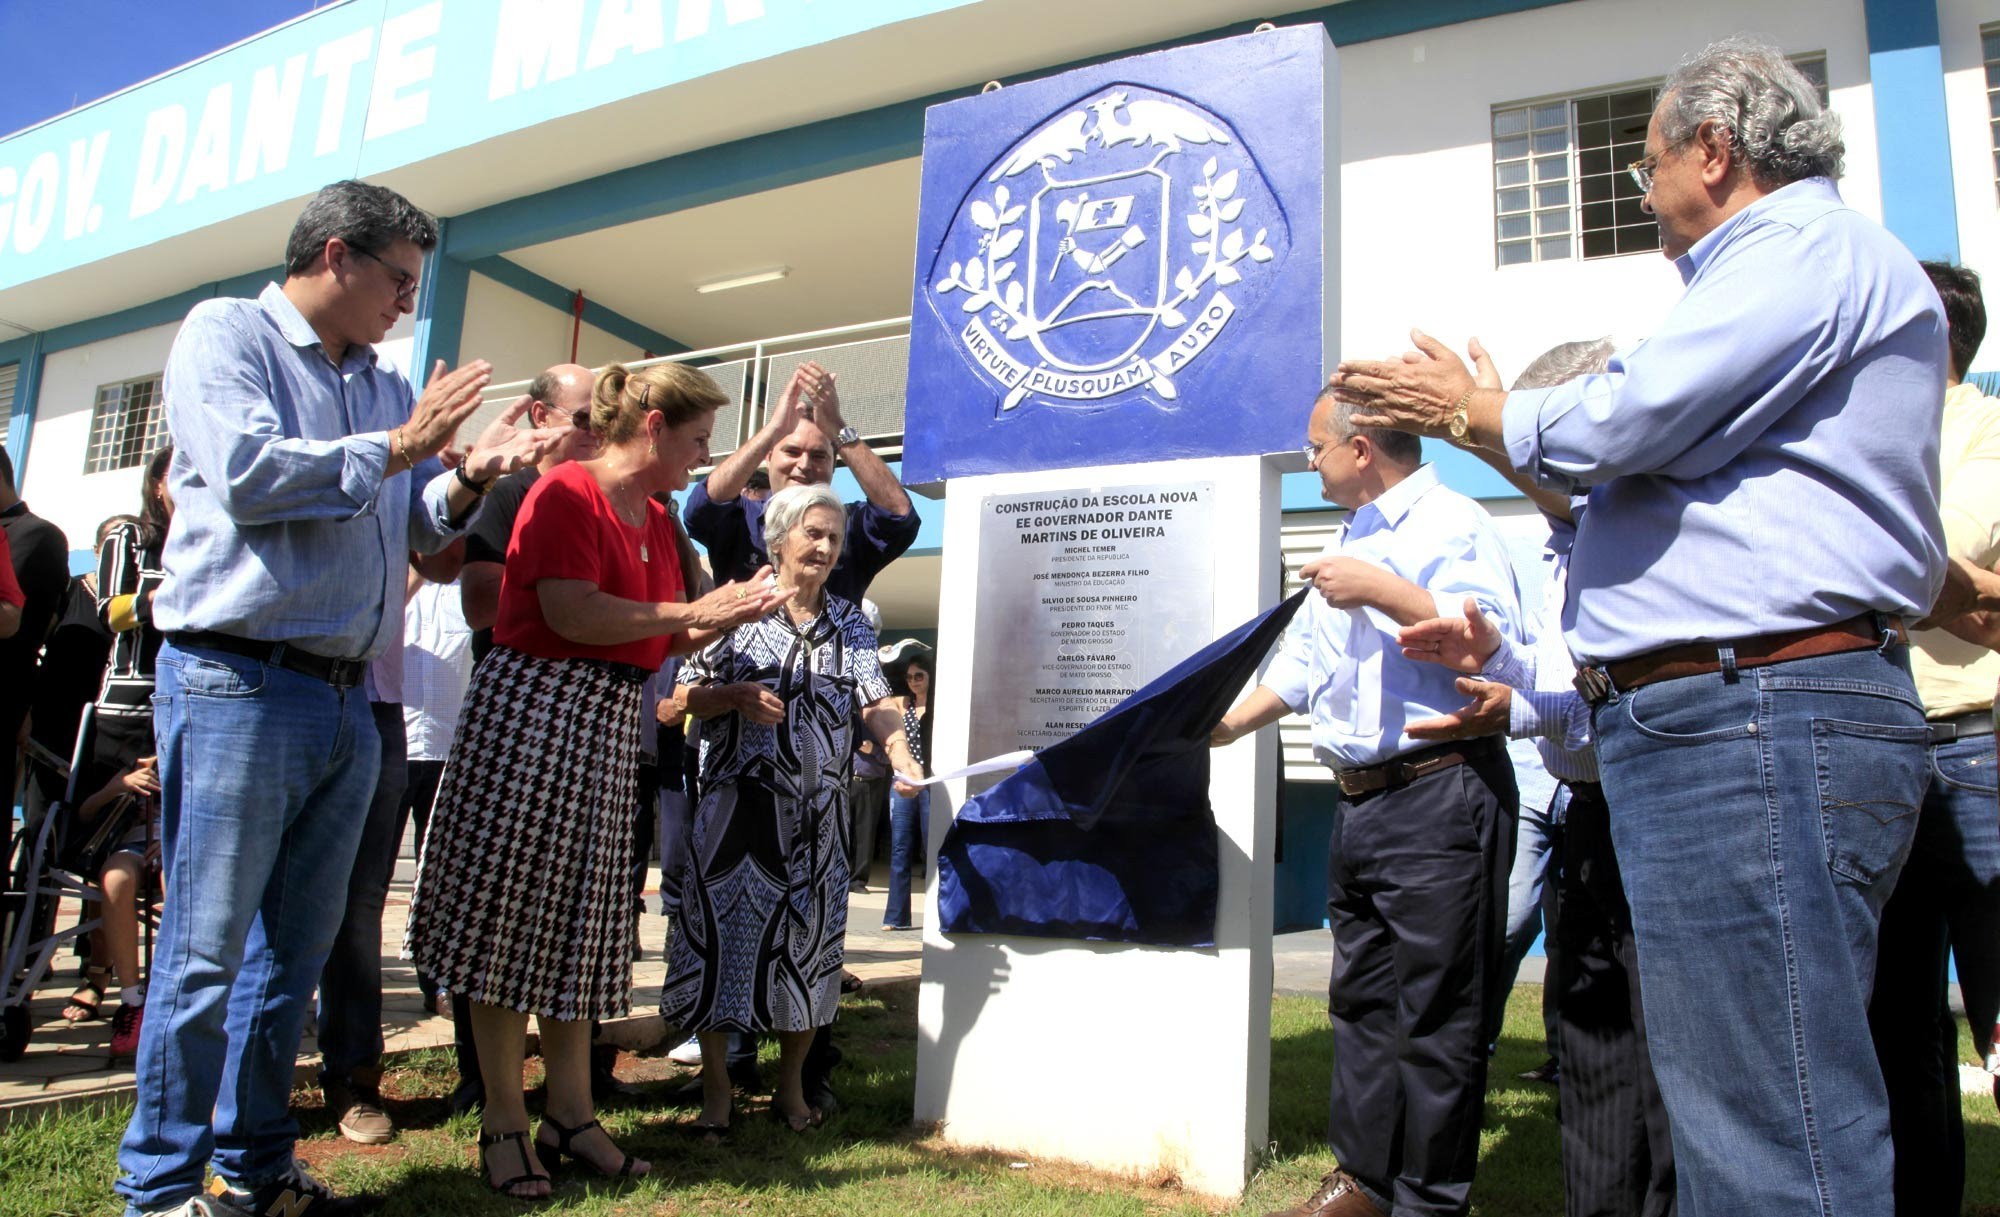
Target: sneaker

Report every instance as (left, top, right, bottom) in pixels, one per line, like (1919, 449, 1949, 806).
(207, 1162, 376, 1214)
(667, 1033, 704, 1065)
(110, 1002, 146, 1058)
(150, 1198, 229, 1216)
(323, 1071, 395, 1145)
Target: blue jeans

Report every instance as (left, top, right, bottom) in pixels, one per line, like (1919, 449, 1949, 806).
(116, 643, 379, 1214)
(884, 788, 928, 928)
(316, 700, 406, 1081)
(1869, 728, 2000, 1216)
(1592, 645, 1927, 1216)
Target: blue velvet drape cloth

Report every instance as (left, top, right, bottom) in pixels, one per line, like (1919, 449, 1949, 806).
(936, 590, 1308, 947)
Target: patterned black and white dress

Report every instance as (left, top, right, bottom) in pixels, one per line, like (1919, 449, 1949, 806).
(405, 647, 645, 1021)
(661, 595, 889, 1033)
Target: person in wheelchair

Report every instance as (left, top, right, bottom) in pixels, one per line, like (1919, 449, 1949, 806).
(58, 755, 160, 1058)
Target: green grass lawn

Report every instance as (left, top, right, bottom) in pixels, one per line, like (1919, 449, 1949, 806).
(5, 981, 1997, 1216)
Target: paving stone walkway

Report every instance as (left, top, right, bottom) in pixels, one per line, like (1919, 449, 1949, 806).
(2, 858, 1580, 1124)
(0, 864, 926, 1124)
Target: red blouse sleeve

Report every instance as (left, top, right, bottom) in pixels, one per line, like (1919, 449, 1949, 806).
(506, 467, 604, 588)
(0, 529, 22, 609)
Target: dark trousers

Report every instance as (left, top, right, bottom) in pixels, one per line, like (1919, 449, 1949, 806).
(1869, 732, 2000, 1217)
(1326, 736, 1516, 1217)
(1550, 782, 1675, 1217)
(848, 773, 889, 887)
(402, 759, 446, 1000)
(316, 701, 407, 1081)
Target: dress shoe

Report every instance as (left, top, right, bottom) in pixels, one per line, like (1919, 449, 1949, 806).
(447, 1077, 486, 1117)
(1265, 1169, 1383, 1217)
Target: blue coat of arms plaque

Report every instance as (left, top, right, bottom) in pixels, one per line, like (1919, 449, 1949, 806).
(903, 26, 1337, 483)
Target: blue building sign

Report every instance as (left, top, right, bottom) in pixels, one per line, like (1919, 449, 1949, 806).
(904, 26, 1337, 483)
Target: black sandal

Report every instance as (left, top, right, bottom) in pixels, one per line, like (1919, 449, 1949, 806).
(60, 969, 109, 1023)
(478, 1128, 550, 1200)
(536, 1114, 647, 1178)
(690, 1096, 733, 1146)
(769, 1102, 824, 1133)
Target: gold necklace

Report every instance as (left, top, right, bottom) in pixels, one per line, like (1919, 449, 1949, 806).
(601, 467, 651, 561)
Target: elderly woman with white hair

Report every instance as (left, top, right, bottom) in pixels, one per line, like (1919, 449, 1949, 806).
(663, 482, 921, 1136)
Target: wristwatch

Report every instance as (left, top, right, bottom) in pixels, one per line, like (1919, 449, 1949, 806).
(834, 425, 863, 449)
(1446, 389, 1474, 444)
(453, 463, 493, 496)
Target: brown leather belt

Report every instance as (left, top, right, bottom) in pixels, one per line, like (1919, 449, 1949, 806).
(1334, 739, 1492, 799)
(1573, 613, 1905, 706)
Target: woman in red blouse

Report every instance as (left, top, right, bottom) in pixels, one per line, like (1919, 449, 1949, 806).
(407, 362, 779, 1200)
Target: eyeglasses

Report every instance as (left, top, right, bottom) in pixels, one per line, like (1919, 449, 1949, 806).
(1627, 136, 1696, 195)
(1303, 435, 1354, 464)
(348, 245, 419, 303)
(563, 407, 592, 432)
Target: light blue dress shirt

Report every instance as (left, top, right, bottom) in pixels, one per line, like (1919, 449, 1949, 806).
(1501, 177, 1948, 664)
(155, 283, 459, 661)
(1482, 518, 1598, 784)
(1264, 464, 1526, 770)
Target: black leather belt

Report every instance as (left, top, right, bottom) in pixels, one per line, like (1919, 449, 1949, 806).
(1929, 707, 1995, 745)
(576, 657, 651, 686)
(1334, 738, 1497, 799)
(170, 631, 367, 689)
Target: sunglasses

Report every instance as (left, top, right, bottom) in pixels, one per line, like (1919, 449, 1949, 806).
(348, 245, 419, 303)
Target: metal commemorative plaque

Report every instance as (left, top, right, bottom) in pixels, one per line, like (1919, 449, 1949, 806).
(968, 479, 1215, 776)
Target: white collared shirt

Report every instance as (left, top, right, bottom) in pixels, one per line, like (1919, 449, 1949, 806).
(1264, 464, 1526, 770)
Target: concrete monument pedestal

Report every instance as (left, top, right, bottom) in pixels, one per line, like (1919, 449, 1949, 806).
(913, 454, 1285, 1198)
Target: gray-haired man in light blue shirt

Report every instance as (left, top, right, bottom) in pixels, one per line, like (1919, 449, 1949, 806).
(1335, 37, 1947, 1217)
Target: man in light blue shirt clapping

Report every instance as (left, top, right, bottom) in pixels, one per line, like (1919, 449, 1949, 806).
(1334, 38, 1948, 1216)
(1214, 389, 1524, 1217)
(118, 180, 559, 1217)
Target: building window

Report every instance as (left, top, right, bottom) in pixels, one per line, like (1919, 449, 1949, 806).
(0, 363, 16, 442)
(1986, 25, 2000, 203)
(83, 374, 167, 474)
(1493, 56, 1827, 266)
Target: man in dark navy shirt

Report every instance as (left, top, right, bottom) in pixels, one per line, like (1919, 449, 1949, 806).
(683, 360, 918, 597)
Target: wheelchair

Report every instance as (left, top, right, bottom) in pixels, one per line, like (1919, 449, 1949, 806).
(1, 710, 157, 1062)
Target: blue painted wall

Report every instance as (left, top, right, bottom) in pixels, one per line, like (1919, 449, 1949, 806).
(1864, 0, 1959, 260)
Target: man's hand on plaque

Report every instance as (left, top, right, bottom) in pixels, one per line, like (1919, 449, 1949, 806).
(1406, 678, 1512, 742)
(1397, 598, 1503, 674)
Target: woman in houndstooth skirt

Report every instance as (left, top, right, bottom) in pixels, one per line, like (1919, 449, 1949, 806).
(405, 362, 779, 1200)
